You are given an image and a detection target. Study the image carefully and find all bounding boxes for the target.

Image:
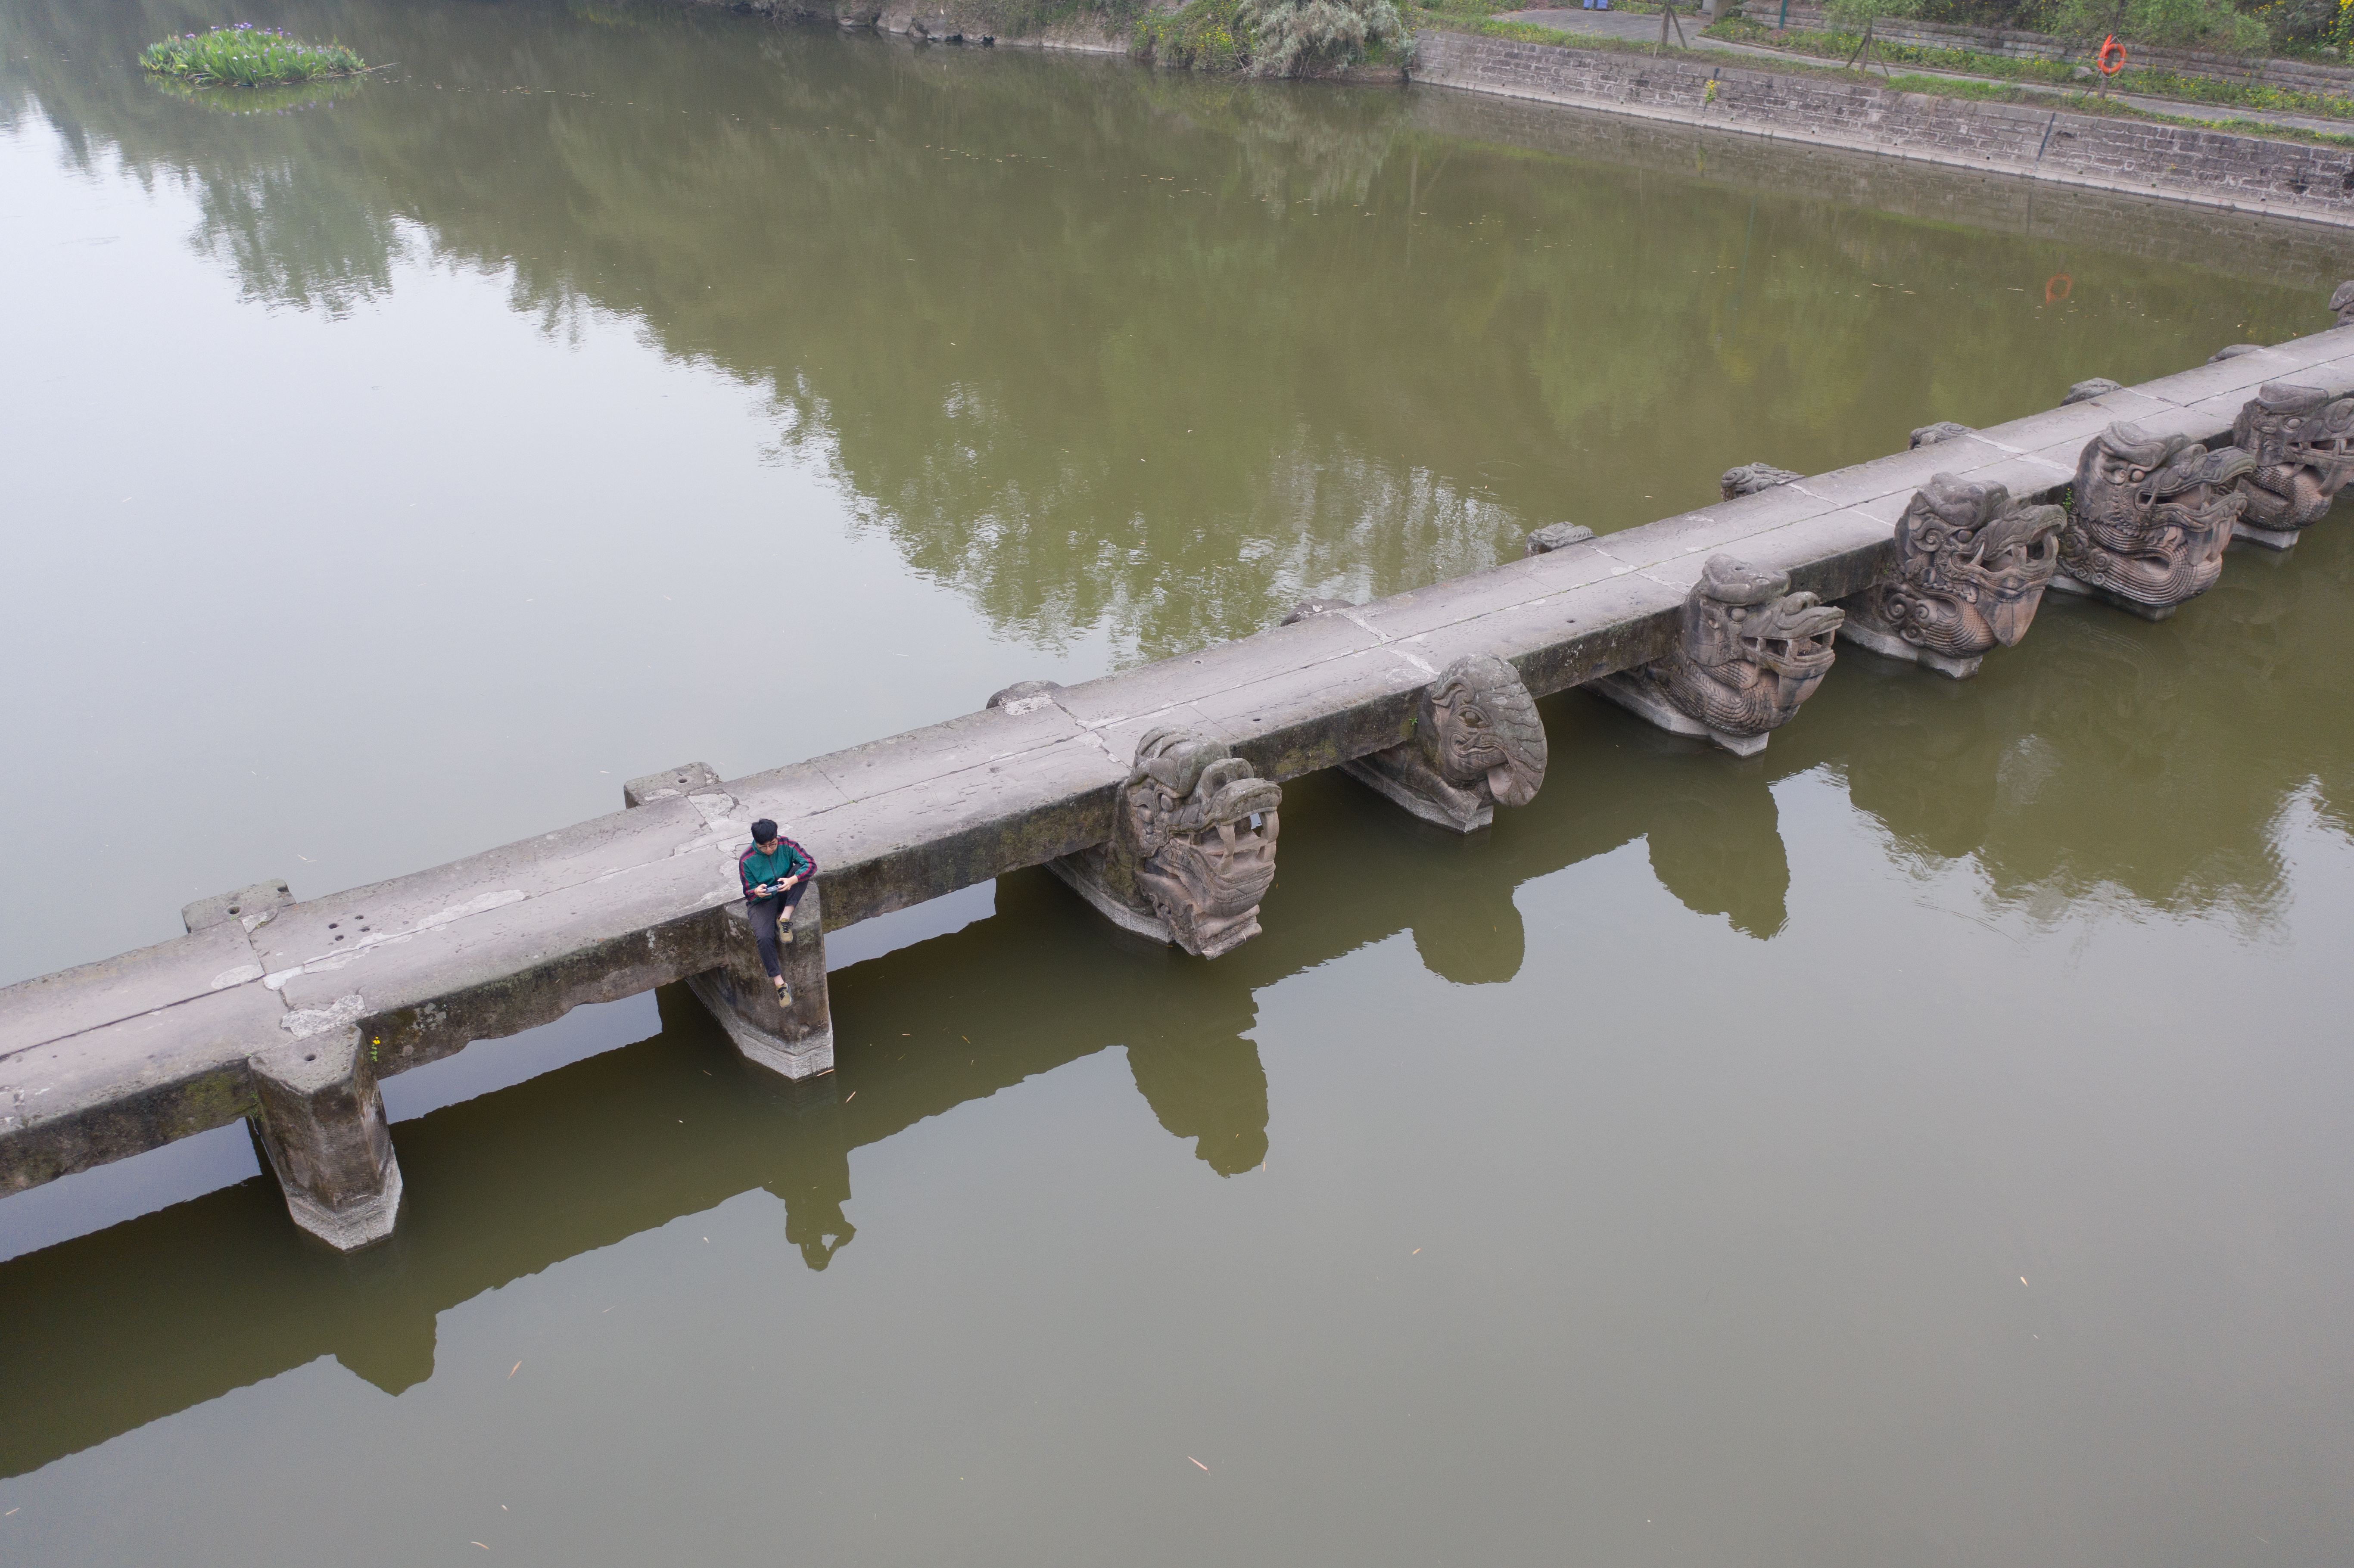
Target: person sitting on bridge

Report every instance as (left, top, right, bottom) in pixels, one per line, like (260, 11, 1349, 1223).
(739, 819, 817, 1001)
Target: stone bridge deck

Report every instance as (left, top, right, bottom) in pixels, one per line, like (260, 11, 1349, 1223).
(8, 325, 2353, 1247)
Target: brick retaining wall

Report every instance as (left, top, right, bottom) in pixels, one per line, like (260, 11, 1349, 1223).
(1411, 30, 2354, 227)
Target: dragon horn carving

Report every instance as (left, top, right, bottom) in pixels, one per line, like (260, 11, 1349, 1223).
(1342, 653, 1548, 832)
(1049, 728, 1280, 959)
(1838, 473, 2065, 678)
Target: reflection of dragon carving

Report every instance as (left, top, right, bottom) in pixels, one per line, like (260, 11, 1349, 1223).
(2228, 383, 2354, 546)
(2055, 422, 2254, 618)
(1841, 474, 2064, 677)
(1596, 556, 1843, 754)
(1343, 654, 1548, 832)
(1052, 728, 1280, 959)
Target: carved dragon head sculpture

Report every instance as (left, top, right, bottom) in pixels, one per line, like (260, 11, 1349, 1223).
(1121, 728, 1281, 958)
(1420, 653, 1547, 809)
(2229, 383, 2354, 535)
(1874, 474, 2065, 655)
(1661, 555, 1845, 737)
(2066, 422, 2254, 611)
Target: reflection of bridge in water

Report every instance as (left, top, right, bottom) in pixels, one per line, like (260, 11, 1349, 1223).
(0, 743, 1798, 1481)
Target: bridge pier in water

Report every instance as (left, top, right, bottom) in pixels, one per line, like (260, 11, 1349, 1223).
(246, 1024, 404, 1250)
(624, 762, 836, 1083)
(685, 889, 834, 1082)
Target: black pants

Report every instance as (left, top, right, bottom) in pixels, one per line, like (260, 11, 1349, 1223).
(748, 884, 808, 980)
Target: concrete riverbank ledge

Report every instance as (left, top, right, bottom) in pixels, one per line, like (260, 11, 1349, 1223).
(8, 322, 2354, 1248)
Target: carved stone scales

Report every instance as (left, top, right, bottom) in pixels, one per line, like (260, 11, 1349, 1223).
(2049, 421, 2254, 619)
(1342, 653, 1548, 833)
(1721, 462, 1801, 501)
(2226, 382, 2354, 549)
(1593, 554, 1843, 756)
(1049, 728, 1280, 959)
(1838, 473, 2064, 679)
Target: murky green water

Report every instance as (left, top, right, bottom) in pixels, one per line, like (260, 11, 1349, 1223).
(3, 0, 2352, 1561)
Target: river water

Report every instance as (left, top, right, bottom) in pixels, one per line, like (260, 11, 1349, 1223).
(2, 0, 2351, 1561)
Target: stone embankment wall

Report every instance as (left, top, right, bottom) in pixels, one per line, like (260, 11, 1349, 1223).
(1405, 88, 2354, 287)
(1412, 30, 2354, 227)
(1758, 1, 2354, 98)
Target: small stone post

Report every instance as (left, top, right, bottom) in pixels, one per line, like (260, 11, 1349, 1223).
(685, 884, 835, 1081)
(246, 1024, 402, 1251)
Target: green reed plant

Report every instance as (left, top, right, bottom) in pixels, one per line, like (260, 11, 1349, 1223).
(139, 24, 367, 87)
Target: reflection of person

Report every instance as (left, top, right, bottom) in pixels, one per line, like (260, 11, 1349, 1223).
(738, 818, 816, 1001)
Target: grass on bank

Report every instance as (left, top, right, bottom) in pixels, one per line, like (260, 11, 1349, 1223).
(1401, 1, 2354, 143)
(139, 24, 367, 86)
(1705, 13, 2354, 120)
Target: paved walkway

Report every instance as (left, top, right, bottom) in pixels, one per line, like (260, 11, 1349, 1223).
(1493, 7, 2354, 137)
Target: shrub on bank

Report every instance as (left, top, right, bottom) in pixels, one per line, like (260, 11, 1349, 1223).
(139, 24, 367, 86)
(1137, 0, 1410, 73)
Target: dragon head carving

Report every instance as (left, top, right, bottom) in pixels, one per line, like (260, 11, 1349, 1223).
(1658, 556, 1843, 737)
(2066, 423, 2254, 611)
(1120, 728, 1281, 958)
(1421, 653, 1547, 808)
(2230, 383, 2354, 534)
(1876, 474, 2065, 654)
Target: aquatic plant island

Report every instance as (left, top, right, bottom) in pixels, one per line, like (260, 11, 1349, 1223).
(138, 24, 368, 87)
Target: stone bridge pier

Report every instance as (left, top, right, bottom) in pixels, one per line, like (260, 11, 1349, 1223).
(624, 764, 835, 1082)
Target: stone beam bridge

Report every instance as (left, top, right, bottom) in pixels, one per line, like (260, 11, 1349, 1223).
(9, 314, 2354, 1251)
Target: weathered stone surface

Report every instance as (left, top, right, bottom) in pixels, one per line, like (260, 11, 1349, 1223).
(181, 880, 294, 936)
(1721, 462, 1801, 500)
(1595, 555, 1843, 754)
(1341, 654, 1548, 832)
(2064, 378, 2125, 405)
(686, 885, 834, 1080)
(2052, 422, 2254, 618)
(622, 760, 723, 808)
(2227, 382, 2354, 548)
(2333, 280, 2354, 326)
(1838, 474, 2064, 679)
(1523, 522, 1597, 554)
(1910, 421, 1974, 448)
(1279, 598, 1360, 624)
(985, 679, 1064, 714)
(247, 1023, 401, 1251)
(1049, 729, 1280, 958)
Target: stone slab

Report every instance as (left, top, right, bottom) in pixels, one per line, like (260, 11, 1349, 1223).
(0, 923, 271, 1061)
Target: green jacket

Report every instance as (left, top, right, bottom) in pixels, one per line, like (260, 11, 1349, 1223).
(738, 837, 815, 900)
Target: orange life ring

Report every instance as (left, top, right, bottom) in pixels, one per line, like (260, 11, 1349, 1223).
(2097, 34, 2127, 75)
(2045, 273, 2074, 304)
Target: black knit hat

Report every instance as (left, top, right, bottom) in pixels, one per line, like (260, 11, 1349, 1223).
(750, 818, 779, 845)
